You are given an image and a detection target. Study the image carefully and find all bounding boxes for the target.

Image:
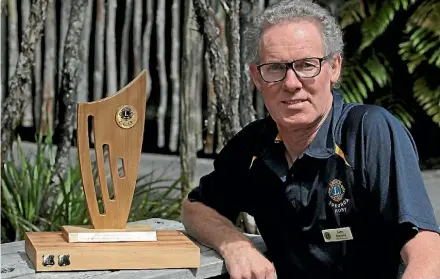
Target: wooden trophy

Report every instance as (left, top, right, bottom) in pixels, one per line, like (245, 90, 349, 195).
(25, 70, 200, 272)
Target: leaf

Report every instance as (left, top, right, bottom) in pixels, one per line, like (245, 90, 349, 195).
(406, 0, 440, 37)
(413, 77, 440, 126)
(339, 0, 367, 28)
(399, 1, 440, 74)
(359, 0, 416, 52)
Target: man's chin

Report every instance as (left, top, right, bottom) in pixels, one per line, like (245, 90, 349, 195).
(278, 116, 314, 130)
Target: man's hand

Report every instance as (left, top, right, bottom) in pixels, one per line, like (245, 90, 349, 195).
(181, 200, 276, 278)
(221, 241, 276, 279)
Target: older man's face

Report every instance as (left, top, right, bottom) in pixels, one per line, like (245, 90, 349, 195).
(250, 20, 341, 130)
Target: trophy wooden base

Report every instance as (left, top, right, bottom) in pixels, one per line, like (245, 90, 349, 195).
(25, 230, 200, 272)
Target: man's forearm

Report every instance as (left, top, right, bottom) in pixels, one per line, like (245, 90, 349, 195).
(401, 260, 440, 279)
(180, 199, 254, 255)
(400, 230, 440, 279)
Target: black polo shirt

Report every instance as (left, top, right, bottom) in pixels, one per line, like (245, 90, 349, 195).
(187, 92, 440, 279)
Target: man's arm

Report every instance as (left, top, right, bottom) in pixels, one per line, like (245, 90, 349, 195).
(180, 199, 254, 255)
(354, 105, 440, 276)
(400, 229, 440, 278)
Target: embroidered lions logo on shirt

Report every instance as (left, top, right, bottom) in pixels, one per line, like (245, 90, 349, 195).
(328, 179, 350, 214)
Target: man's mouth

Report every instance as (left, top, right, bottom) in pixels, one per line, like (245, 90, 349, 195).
(283, 99, 306, 105)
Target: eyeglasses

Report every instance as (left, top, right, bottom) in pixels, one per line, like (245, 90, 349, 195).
(256, 56, 330, 82)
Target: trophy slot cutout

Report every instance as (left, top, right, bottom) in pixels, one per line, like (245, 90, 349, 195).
(117, 157, 125, 178)
(25, 70, 200, 272)
(86, 115, 105, 214)
(102, 143, 115, 200)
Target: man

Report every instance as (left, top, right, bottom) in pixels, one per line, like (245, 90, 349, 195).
(181, 1, 440, 278)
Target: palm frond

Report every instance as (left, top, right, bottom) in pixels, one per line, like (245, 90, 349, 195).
(359, 0, 415, 52)
(339, 54, 391, 103)
(406, 0, 440, 36)
(399, 0, 440, 72)
(339, 0, 367, 28)
(399, 28, 440, 72)
(413, 77, 440, 125)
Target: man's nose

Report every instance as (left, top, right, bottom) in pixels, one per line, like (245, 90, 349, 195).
(283, 68, 302, 89)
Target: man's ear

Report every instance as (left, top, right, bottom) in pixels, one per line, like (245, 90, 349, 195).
(249, 63, 263, 91)
(330, 54, 342, 85)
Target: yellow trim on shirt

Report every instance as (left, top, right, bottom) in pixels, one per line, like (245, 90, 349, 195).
(335, 144, 350, 167)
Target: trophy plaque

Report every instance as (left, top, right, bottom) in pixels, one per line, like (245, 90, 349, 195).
(24, 70, 200, 271)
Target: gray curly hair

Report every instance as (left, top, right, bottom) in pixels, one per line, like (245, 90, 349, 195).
(245, 0, 344, 64)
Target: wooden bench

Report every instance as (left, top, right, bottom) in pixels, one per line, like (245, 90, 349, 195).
(1, 218, 267, 279)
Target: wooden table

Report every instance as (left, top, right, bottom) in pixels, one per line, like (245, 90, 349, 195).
(1, 218, 267, 279)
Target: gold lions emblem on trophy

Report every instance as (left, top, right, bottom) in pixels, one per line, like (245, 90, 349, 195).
(116, 105, 138, 129)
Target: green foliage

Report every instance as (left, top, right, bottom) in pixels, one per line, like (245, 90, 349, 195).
(338, 0, 440, 127)
(129, 175, 182, 222)
(358, 0, 415, 52)
(398, 0, 440, 125)
(1, 132, 87, 242)
(413, 78, 440, 125)
(1, 132, 183, 243)
(340, 0, 367, 28)
(340, 53, 390, 103)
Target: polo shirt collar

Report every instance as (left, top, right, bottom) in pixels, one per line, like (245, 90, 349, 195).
(263, 91, 344, 160)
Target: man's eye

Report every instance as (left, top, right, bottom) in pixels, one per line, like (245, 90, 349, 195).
(296, 61, 318, 70)
(304, 62, 317, 68)
(267, 64, 285, 71)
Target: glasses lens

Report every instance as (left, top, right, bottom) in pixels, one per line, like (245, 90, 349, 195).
(293, 58, 321, 78)
(260, 63, 287, 82)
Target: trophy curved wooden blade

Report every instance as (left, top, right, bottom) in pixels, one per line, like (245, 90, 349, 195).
(77, 70, 147, 229)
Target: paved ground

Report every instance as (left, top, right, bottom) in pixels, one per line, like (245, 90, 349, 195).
(422, 170, 440, 224)
(16, 141, 440, 224)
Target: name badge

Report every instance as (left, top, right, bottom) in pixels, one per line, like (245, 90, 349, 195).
(322, 227, 353, 242)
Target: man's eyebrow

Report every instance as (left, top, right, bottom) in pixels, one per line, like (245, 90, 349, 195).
(262, 56, 322, 64)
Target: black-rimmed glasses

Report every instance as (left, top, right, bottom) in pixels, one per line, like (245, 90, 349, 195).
(256, 56, 330, 82)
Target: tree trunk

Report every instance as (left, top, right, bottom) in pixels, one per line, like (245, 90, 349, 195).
(133, 0, 143, 76)
(194, 43, 204, 151)
(156, 0, 168, 148)
(239, 0, 256, 126)
(58, 1, 71, 90)
(1, 0, 48, 163)
(142, 0, 153, 99)
(77, 0, 93, 104)
(169, 0, 181, 152)
(180, 0, 198, 197)
(216, 119, 224, 153)
(93, 0, 105, 101)
(54, 0, 88, 180)
(106, 1, 117, 96)
(120, 0, 133, 87)
(255, 0, 266, 119)
(41, 0, 56, 135)
(225, 0, 241, 129)
(203, 52, 217, 154)
(20, 0, 33, 127)
(33, 28, 42, 130)
(7, 0, 18, 81)
(215, 4, 227, 154)
(1, 3, 7, 102)
(193, 0, 241, 142)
